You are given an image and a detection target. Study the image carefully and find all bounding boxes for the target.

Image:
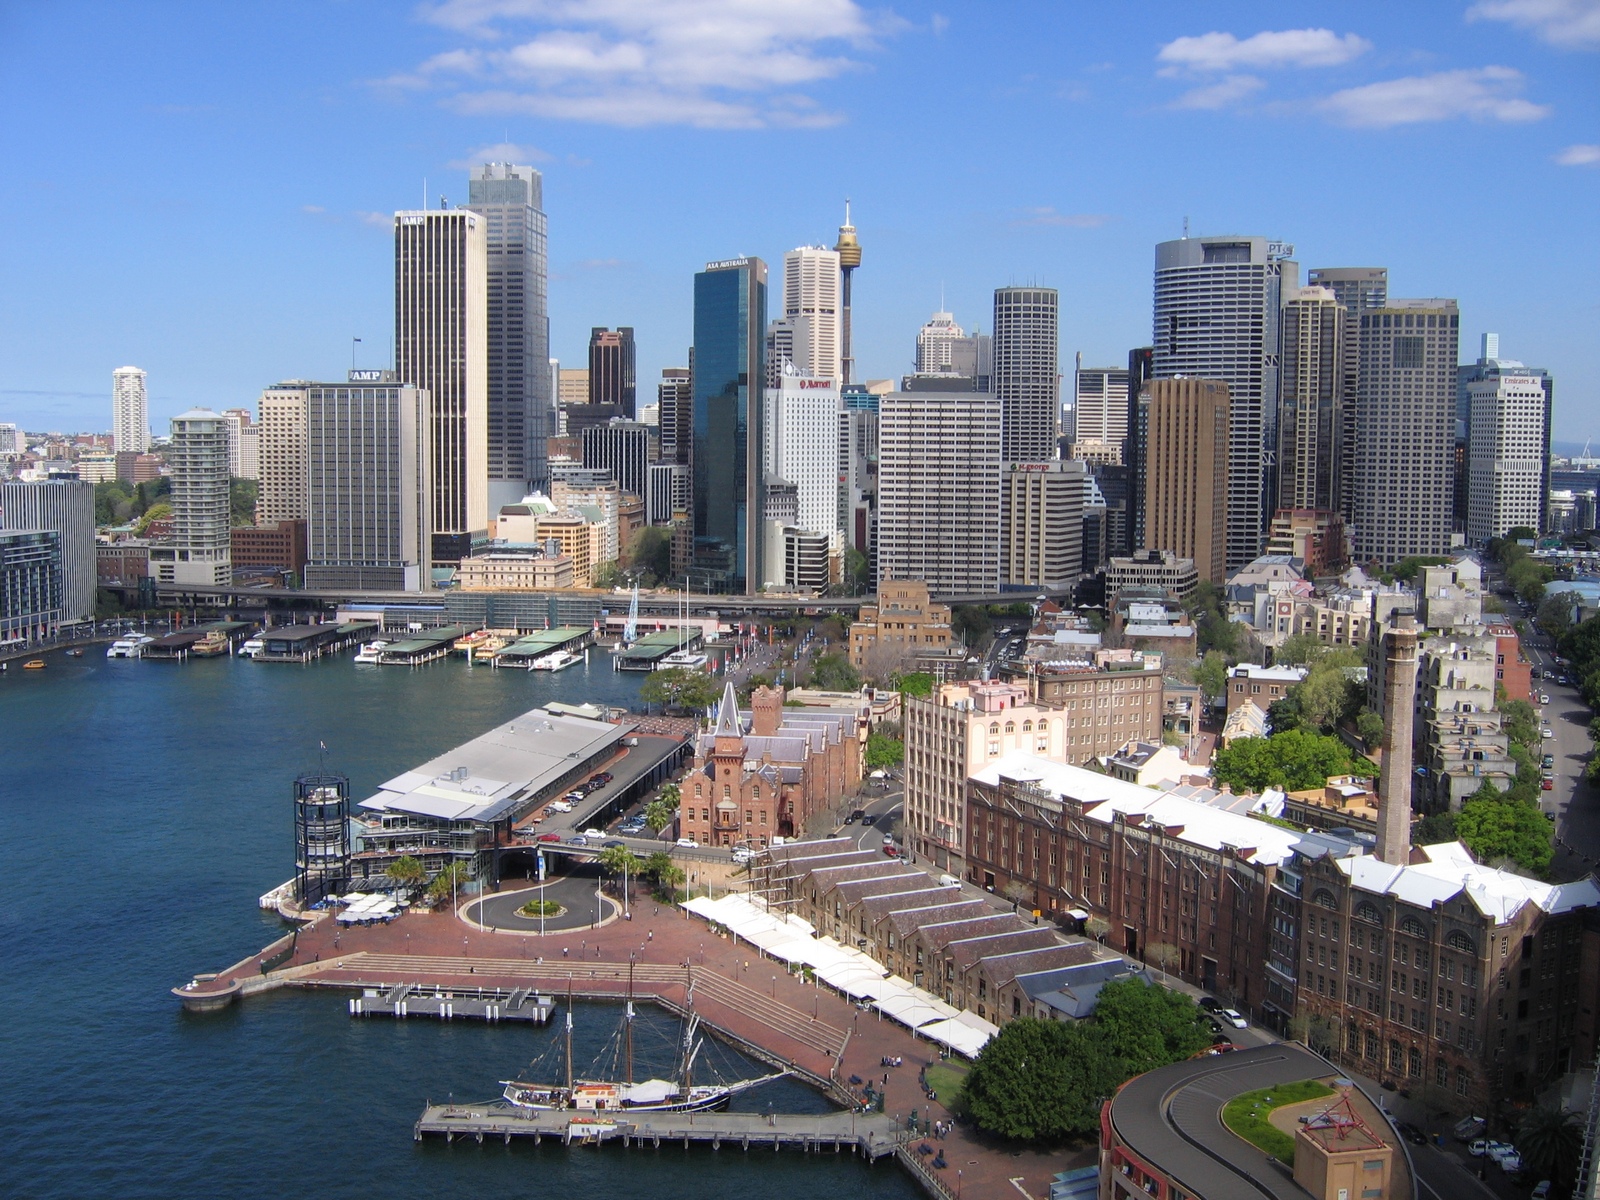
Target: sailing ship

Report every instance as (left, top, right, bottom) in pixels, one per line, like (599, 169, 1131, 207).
(499, 980, 784, 1114)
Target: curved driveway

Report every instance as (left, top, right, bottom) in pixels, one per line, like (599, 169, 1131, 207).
(466, 876, 618, 933)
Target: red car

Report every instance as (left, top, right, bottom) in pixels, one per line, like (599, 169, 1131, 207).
(536, 832, 562, 842)
(883, 844, 899, 857)
(1541, 778, 1554, 790)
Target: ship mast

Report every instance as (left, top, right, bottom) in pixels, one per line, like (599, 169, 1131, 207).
(564, 977, 574, 1099)
(625, 958, 635, 1085)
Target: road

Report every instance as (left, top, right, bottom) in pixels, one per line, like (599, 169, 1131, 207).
(1499, 597, 1599, 877)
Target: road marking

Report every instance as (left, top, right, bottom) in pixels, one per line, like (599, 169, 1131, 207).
(1009, 1178, 1038, 1200)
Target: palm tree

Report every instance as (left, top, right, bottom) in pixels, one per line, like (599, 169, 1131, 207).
(386, 855, 424, 888)
(426, 862, 469, 903)
(1517, 1106, 1583, 1190)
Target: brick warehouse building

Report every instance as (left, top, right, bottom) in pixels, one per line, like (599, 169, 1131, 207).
(963, 752, 1365, 1014)
(1292, 842, 1599, 1111)
(679, 683, 861, 849)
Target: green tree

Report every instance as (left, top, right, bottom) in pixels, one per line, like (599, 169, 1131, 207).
(892, 671, 934, 699)
(639, 667, 719, 713)
(426, 862, 470, 901)
(229, 478, 258, 526)
(644, 800, 677, 832)
(1212, 729, 1373, 793)
(1516, 1106, 1584, 1190)
(1413, 811, 1457, 843)
(621, 525, 672, 584)
(1091, 978, 1211, 1073)
(641, 850, 675, 881)
(843, 547, 870, 594)
(1387, 555, 1453, 582)
(808, 652, 861, 692)
(1501, 699, 1539, 749)
(1275, 633, 1331, 666)
(1506, 555, 1554, 604)
(386, 854, 425, 886)
(961, 1018, 1115, 1142)
(865, 731, 904, 770)
(1191, 650, 1228, 700)
(134, 501, 172, 535)
(1290, 660, 1363, 735)
(1455, 785, 1552, 874)
(592, 560, 623, 589)
(597, 844, 641, 881)
(1536, 591, 1580, 640)
(951, 605, 992, 651)
(1355, 707, 1385, 751)
(654, 862, 687, 901)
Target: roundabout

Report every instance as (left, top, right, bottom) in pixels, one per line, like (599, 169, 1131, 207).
(464, 873, 621, 934)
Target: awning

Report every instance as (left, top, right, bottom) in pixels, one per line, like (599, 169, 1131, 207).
(918, 1016, 991, 1058)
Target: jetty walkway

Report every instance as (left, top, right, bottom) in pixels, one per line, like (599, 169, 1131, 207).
(178, 895, 1090, 1199)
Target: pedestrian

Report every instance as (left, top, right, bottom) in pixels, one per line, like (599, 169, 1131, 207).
(562, 947, 568, 957)
(648, 930, 653, 941)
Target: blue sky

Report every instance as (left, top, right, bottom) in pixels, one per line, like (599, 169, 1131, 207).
(1, 1, 1596, 440)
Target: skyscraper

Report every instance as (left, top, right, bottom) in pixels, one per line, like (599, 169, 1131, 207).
(1465, 335, 1550, 540)
(1307, 267, 1387, 524)
(467, 162, 551, 503)
(876, 390, 1002, 594)
(1276, 285, 1348, 515)
(1125, 346, 1154, 556)
(1351, 299, 1460, 565)
(781, 246, 841, 381)
(588, 327, 637, 417)
(1072, 356, 1130, 450)
(150, 410, 231, 587)
(111, 366, 149, 454)
(910, 311, 990, 389)
(0, 478, 95, 622)
(692, 257, 767, 593)
(834, 203, 861, 386)
(657, 366, 692, 466)
(993, 286, 1058, 463)
(1001, 460, 1092, 590)
(303, 372, 432, 591)
(1153, 235, 1296, 569)
(1143, 379, 1229, 584)
(222, 408, 258, 480)
(763, 371, 841, 538)
(256, 383, 308, 527)
(394, 208, 488, 565)
(582, 419, 652, 501)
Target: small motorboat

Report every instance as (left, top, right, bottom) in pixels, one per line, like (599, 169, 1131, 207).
(66, 648, 84, 657)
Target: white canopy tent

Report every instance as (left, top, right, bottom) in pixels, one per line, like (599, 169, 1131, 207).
(917, 1016, 991, 1058)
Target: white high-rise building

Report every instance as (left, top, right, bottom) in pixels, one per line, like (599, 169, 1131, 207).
(112, 367, 149, 454)
(257, 384, 308, 526)
(876, 390, 1002, 593)
(1468, 346, 1548, 541)
(780, 246, 840, 380)
(763, 371, 842, 539)
(1072, 356, 1130, 447)
(394, 208, 489, 566)
(150, 410, 231, 586)
(915, 311, 966, 374)
(1153, 235, 1297, 569)
(1351, 299, 1459, 564)
(221, 408, 258, 480)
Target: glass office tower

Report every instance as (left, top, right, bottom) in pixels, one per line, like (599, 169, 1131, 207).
(691, 257, 767, 593)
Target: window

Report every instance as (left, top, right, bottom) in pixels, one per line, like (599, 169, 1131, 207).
(1356, 902, 1382, 924)
(1401, 917, 1428, 938)
(1312, 888, 1337, 910)
(1394, 336, 1424, 369)
(1447, 931, 1476, 954)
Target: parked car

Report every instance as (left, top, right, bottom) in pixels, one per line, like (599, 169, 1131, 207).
(1541, 727, 1554, 739)
(1539, 693, 1552, 704)
(569, 835, 589, 845)
(1218, 1008, 1248, 1029)
(582, 828, 604, 838)
(847, 808, 865, 823)
(1395, 1122, 1427, 1146)
(677, 837, 699, 848)
(732, 847, 754, 863)
(1198, 996, 1222, 1013)
(882, 844, 899, 857)
(861, 814, 877, 826)
(1542, 754, 1556, 768)
(1468, 1139, 1491, 1157)
(1453, 1115, 1487, 1142)
(1496, 1151, 1523, 1175)
(1531, 1181, 1552, 1200)
(1542, 777, 1555, 790)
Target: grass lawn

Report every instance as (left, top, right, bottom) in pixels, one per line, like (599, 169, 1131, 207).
(924, 1061, 969, 1109)
(1221, 1079, 1334, 1162)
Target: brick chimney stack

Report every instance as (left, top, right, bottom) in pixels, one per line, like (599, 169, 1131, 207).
(1376, 614, 1420, 866)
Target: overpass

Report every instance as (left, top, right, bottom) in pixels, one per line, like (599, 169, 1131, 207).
(110, 580, 1075, 622)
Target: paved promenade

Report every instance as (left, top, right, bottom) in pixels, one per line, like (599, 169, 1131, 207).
(183, 893, 1089, 1199)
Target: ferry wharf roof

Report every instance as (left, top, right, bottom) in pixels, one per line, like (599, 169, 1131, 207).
(358, 705, 629, 824)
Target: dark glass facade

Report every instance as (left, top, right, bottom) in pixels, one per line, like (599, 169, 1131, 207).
(692, 259, 767, 593)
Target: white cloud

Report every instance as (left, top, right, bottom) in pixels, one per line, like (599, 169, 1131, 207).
(402, 0, 892, 128)
(448, 140, 551, 169)
(1010, 207, 1112, 229)
(1555, 142, 1600, 164)
(301, 204, 326, 214)
(1158, 28, 1370, 73)
(1173, 74, 1265, 110)
(1468, 0, 1600, 49)
(1318, 66, 1551, 127)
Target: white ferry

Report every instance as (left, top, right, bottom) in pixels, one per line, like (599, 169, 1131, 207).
(239, 637, 265, 659)
(106, 633, 155, 659)
(655, 649, 708, 670)
(353, 640, 390, 664)
(530, 649, 582, 672)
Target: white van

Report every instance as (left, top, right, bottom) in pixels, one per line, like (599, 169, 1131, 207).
(938, 874, 960, 888)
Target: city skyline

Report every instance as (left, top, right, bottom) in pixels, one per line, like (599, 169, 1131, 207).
(0, 3, 1594, 438)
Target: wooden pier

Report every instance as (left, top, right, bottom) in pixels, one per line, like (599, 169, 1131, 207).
(349, 981, 554, 1024)
(414, 1099, 904, 1159)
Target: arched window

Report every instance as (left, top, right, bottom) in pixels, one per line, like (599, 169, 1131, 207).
(1356, 902, 1383, 924)
(1446, 931, 1476, 954)
(1312, 888, 1338, 910)
(1022, 720, 1033, 733)
(1401, 917, 1428, 939)
(989, 722, 1000, 735)
(1004, 721, 1016, 735)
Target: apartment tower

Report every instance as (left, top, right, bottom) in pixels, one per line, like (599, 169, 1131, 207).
(993, 286, 1058, 463)
(781, 246, 841, 381)
(394, 208, 488, 565)
(154, 410, 231, 586)
(111, 366, 149, 454)
(256, 383, 308, 527)
(657, 365, 692, 466)
(691, 257, 767, 592)
(1153, 236, 1296, 568)
(1143, 378, 1229, 584)
(1276, 285, 1348, 515)
(1350, 300, 1459, 564)
(467, 162, 551, 503)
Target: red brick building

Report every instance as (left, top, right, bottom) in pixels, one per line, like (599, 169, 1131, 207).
(679, 683, 861, 849)
(1487, 623, 1532, 705)
(231, 519, 307, 574)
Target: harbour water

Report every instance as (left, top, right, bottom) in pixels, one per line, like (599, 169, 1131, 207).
(0, 650, 920, 1199)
